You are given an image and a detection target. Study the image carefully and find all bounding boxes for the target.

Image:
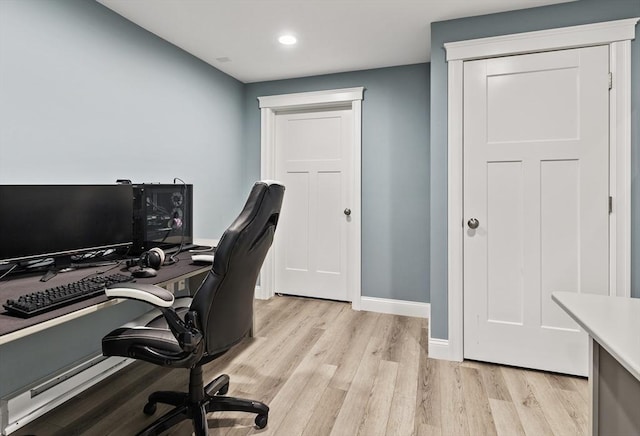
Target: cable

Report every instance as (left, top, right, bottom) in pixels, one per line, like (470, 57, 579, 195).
(0, 263, 18, 281)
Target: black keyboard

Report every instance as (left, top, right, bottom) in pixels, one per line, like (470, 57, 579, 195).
(3, 273, 134, 318)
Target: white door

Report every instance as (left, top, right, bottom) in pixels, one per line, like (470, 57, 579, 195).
(463, 46, 610, 376)
(274, 108, 353, 301)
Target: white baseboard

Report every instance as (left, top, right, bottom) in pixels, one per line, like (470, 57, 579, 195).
(359, 296, 429, 319)
(254, 285, 271, 300)
(427, 337, 457, 360)
(1, 355, 132, 435)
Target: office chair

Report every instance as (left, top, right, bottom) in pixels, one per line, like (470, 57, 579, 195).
(101, 181, 284, 436)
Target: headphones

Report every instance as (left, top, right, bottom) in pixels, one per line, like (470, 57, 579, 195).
(126, 247, 166, 270)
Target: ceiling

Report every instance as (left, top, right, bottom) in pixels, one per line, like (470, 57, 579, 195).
(97, 0, 575, 83)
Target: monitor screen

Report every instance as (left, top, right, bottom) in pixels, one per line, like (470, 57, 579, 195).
(0, 185, 133, 263)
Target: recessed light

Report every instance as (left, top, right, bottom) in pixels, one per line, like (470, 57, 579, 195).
(278, 35, 297, 45)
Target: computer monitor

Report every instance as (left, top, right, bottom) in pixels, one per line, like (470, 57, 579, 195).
(0, 185, 133, 266)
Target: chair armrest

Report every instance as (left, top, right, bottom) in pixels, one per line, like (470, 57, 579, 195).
(106, 283, 174, 308)
(106, 282, 202, 355)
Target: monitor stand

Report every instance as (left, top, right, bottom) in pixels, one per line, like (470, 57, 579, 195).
(38, 255, 120, 282)
(39, 268, 58, 282)
(39, 255, 73, 282)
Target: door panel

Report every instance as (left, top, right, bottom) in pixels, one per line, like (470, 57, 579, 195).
(283, 172, 310, 272)
(540, 159, 580, 331)
(463, 46, 609, 375)
(486, 161, 524, 325)
(316, 171, 342, 274)
(486, 67, 579, 143)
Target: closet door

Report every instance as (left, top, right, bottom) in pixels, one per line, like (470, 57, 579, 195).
(463, 46, 610, 376)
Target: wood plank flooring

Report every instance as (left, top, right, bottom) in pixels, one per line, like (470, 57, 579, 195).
(15, 296, 588, 436)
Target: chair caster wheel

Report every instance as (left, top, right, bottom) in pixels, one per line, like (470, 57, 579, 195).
(143, 402, 157, 415)
(255, 414, 268, 429)
(217, 382, 229, 395)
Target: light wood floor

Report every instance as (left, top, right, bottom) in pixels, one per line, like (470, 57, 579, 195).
(16, 295, 588, 436)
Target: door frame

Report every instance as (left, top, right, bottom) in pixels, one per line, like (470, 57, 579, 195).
(429, 18, 639, 362)
(257, 87, 364, 310)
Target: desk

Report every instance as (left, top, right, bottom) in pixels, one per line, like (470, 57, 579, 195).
(0, 251, 210, 435)
(552, 292, 640, 436)
(0, 251, 210, 345)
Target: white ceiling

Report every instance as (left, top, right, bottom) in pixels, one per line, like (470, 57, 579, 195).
(97, 0, 575, 83)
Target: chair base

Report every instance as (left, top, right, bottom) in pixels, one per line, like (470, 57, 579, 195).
(137, 371, 269, 436)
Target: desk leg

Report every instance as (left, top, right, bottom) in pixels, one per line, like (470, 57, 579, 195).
(589, 338, 599, 436)
(590, 338, 640, 435)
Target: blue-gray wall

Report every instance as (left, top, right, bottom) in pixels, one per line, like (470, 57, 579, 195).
(430, 0, 640, 339)
(244, 64, 431, 303)
(0, 0, 246, 397)
(0, 0, 248, 239)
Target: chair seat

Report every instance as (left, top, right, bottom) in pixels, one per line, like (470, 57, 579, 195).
(102, 297, 192, 361)
(102, 326, 183, 356)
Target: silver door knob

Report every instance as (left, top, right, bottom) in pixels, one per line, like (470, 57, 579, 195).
(467, 218, 479, 229)
(344, 208, 351, 216)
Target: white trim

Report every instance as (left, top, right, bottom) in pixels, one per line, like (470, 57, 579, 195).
(427, 337, 453, 361)
(258, 87, 364, 110)
(445, 59, 464, 362)
(444, 18, 639, 61)
(351, 98, 363, 311)
(440, 19, 637, 363)
(428, 314, 456, 360)
(258, 87, 364, 309)
(257, 107, 276, 301)
(610, 40, 632, 298)
(254, 285, 269, 300)
(360, 297, 429, 319)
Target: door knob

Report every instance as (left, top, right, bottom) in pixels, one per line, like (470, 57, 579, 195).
(344, 208, 351, 216)
(467, 218, 479, 229)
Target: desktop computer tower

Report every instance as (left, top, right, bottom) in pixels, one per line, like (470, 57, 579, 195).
(131, 183, 193, 255)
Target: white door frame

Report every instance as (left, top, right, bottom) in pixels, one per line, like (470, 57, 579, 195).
(257, 87, 364, 310)
(429, 18, 639, 362)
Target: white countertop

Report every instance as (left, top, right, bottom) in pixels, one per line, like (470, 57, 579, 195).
(552, 292, 640, 381)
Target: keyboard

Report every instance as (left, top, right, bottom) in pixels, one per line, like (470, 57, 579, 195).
(3, 273, 134, 318)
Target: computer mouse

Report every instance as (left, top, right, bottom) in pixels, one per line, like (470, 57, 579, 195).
(132, 267, 157, 278)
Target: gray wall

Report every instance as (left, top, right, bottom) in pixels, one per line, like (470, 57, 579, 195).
(430, 0, 640, 339)
(0, 0, 249, 239)
(0, 0, 246, 397)
(244, 64, 430, 303)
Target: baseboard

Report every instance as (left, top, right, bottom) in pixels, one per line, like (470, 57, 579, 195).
(1, 355, 131, 435)
(254, 285, 270, 300)
(359, 296, 429, 319)
(427, 337, 454, 360)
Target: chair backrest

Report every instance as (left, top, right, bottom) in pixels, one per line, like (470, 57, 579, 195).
(190, 181, 284, 356)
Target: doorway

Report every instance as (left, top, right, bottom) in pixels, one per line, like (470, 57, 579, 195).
(257, 87, 364, 308)
(273, 107, 353, 301)
(463, 45, 609, 376)
(430, 18, 637, 370)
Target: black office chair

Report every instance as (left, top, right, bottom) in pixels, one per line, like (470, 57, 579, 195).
(101, 181, 284, 436)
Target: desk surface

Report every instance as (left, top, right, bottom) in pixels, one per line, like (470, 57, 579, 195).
(552, 291, 640, 381)
(0, 251, 210, 345)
